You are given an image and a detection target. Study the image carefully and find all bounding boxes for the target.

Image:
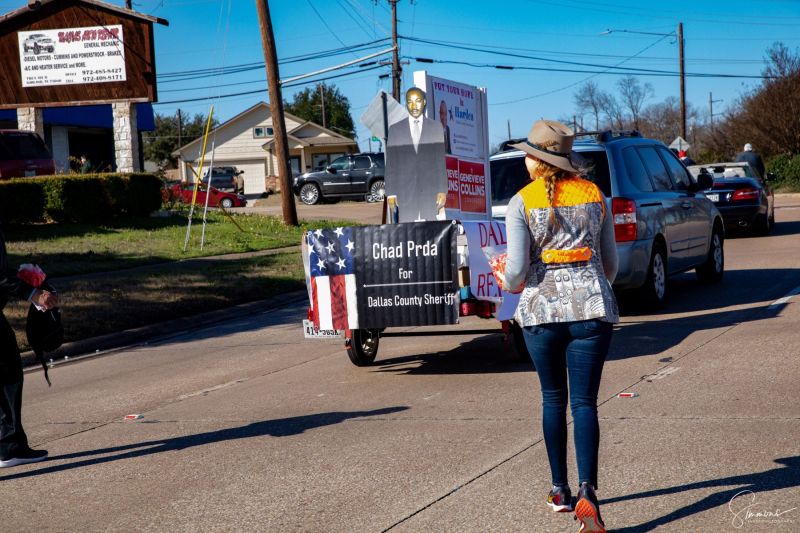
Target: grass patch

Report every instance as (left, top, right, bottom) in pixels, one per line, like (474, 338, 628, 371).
(5, 251, 306, 352)
(5, 210, 352, 277)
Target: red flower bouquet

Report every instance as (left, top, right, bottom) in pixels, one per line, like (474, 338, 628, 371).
(17, 263, 46, 288)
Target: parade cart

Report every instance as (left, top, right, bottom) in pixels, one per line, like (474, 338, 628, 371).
(300, 72, 528, 366)
(300, 219, 528, 366)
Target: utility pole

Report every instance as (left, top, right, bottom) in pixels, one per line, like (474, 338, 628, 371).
(256, 0, 298, 226)
(390, 0, 401, 101)
(176, 109, 182, 147)
(319, 83, 326, 129)
(678, 22, 686, 140)
(709, 92, 723, 129)
(507, 119, 511, 139)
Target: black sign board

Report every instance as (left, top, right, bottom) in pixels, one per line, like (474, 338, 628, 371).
(307, 221, 458, 329)
(355, 221, 458, 327)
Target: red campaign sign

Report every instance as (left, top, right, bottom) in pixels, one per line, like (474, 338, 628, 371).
(445, 156, 460, 209)
(458, 160, 487, 213)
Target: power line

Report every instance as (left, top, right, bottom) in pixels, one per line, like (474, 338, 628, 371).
(154, 64, 385, 105)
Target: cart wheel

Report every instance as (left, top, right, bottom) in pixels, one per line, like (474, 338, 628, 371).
(346, 329, 380, 366)
(511, 321, 534, 367)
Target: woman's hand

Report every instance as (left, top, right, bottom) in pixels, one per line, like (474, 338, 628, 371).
(32, 289, 59, 310)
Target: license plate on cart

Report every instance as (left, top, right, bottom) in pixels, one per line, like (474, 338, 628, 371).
(303, 319, 343, 339)
(706, 193, 719, 202)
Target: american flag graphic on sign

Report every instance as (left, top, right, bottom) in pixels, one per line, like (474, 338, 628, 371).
(307, 227, 359, 330)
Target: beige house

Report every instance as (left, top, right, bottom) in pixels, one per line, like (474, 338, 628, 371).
(172, 102, 357, 194)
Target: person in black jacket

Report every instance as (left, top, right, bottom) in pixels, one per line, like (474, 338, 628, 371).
(0, 229, 59, 468)
(735, 143, 766, 180)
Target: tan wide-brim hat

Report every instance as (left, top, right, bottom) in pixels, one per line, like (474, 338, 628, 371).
(511, 120, 579, 173)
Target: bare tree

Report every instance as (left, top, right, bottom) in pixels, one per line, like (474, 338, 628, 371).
(617, 75, 654, 130)
(598, 92, 625, 130)
(573, 81, 604, 130)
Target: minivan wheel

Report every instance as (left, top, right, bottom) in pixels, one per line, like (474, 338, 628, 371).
(696, 227, 724, 283)
(299, 183, 321, 205)
(639, 243, 668, 309)
(367, 180, 385, 202)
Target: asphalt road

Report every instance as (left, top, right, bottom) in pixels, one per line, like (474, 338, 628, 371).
(4, 197, 800, 532)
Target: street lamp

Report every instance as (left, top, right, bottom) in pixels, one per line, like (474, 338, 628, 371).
(602, 23, 686, 140)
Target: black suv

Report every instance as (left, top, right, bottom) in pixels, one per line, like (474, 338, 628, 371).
(490, 131, 724, 308)
(293, 153, 385, 205)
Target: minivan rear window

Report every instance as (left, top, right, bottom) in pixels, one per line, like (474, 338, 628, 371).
(0, 132, 52, 161)
(575, 150, 611, 197)
(490, 156, 528, 207)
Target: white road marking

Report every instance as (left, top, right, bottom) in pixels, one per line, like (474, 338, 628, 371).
(767, 285, 800, 310)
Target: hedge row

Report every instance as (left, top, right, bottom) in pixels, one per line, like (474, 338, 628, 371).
(767, 153, 800, 190)
(0, 173, 163, 224)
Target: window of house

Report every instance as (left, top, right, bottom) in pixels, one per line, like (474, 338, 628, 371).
(253, 126, 274, 138)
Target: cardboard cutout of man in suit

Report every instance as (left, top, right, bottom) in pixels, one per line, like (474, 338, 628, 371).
(385, 87, 447, 222)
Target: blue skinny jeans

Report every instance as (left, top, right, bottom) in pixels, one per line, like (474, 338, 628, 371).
(523, 319, 613, 488)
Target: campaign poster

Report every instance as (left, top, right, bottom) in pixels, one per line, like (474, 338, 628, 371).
(458, 160, 487, 214)
(18, 26, 126, 88)
(445, 156, 460, 210)
(429, 77, 481, 160)
(305, 221, 459, 330)
(462, 221, 520, 321)
(416, 71, 491, 221)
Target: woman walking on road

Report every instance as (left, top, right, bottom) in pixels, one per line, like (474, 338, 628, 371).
(500, 120, 618, 532)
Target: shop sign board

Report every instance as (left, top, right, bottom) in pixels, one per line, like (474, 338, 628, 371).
(18, 26, 127, 88)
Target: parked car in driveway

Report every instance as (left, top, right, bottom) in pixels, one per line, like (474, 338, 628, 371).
(491, 130, 724, 308)
(200, 166, 243, 193)
(293, 153, 385, 205)
(0, 130, 56, 179)
(686, 162, 775, 235)
(165, 183, 247, 208)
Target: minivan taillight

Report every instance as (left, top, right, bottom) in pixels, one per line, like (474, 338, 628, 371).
(731, 187, 759, 201)
(612, 197, 637, 242)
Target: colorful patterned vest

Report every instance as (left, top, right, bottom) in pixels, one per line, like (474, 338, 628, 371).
(515, 176, 619, 326)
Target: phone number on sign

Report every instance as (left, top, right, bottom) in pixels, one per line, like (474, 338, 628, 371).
(59, 28, 120, 43)
(82, 74, 124, 82)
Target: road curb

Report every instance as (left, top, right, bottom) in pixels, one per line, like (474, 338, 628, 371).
(22, 289, 308, 372)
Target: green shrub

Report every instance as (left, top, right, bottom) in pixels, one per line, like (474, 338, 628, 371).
(43, 175, 111, 222)
(767, 153, 800, 191)
(126, 173, 164, 215)
(0, 180, 46, 224)
(1, 172, 164, 224)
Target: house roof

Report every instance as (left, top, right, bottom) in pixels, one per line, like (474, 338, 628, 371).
(0, 0, 169, 26)
(172, 101, 357, 157)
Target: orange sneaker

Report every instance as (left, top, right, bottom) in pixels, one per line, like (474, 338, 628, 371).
(574, 482, 606, 532)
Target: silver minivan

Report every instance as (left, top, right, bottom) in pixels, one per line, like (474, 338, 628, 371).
(490, 131, 724, 308)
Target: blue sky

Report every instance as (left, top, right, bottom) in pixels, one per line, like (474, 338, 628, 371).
(5, 0, 800, 150)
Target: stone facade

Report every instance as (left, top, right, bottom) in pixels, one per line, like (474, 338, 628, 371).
(16, 107, 44, 138)
(112, 101, 141, 172)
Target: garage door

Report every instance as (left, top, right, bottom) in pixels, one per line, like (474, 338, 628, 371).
(235, 161, 266, 195)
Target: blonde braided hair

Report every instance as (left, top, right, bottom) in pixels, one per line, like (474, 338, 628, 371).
(528, 147, 572, 225)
